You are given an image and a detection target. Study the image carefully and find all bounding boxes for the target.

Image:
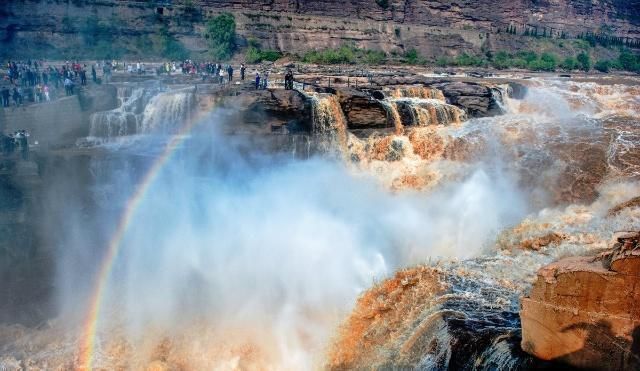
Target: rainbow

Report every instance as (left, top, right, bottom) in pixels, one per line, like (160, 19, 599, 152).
(76, 90, 211, 370)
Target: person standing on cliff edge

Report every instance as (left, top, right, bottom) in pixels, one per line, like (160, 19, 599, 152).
(227, 65, 234, 82)
(1, 86, 9, 107)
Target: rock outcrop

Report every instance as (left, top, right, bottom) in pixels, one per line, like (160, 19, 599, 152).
(432, 81, 501, 117)
(335, 89, 389, 129)
(1, 0, 639, 60)
(220, 88, 311, 133)
(520, 232, 640, 370)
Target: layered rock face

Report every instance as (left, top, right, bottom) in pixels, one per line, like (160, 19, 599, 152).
(520, 233, 640, 370)
(1, 0, 639, 59)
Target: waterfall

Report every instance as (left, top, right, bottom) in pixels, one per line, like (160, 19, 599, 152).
(81, 87, 196, 147)
(139, 88, 195, 135)
(382, 86, 465, 127)
(393, 98, 465, 127)
(88, 88, 147, 139)
(379, 100, 405, 134)
(307, 92, 349, 154)
(390, 86, 446, 101)
(491, 84, 516, 114)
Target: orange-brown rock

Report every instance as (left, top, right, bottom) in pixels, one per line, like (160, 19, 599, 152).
(520, 235, 640, 370)
(328, 266, 448, 369)
(518, 232, 566, 251)
(608, 196, 640, 216)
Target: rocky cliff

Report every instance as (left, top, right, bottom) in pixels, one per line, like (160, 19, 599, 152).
(520, 232, 640, 370)
(1, 0, 639, 59)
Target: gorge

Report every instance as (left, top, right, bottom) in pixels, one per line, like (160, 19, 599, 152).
(0, 65, 638, 369)
(1, 1, 640, 369)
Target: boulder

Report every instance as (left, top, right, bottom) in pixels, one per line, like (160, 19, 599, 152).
(223, 89, 310, 133)
(334, 88, 389, 129)
(431, 81, 500, 117)
(520, 234, 640, 370)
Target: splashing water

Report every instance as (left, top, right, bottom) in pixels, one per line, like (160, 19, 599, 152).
(2, 76, 640, 370)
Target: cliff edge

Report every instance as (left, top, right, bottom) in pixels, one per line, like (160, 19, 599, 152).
(520, 232, 640, 370)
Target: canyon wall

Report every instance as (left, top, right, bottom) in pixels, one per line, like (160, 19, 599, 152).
(1, 0, 639, 59)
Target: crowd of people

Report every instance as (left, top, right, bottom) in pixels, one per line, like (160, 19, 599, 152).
(153, 60, 294, 89)
(2, 58, 296, 110)
(1, 60, 108, 107)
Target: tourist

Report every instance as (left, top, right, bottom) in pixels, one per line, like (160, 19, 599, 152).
(240, 64, 246, 81)
(64, 77, 74, 95)
(255, 72, 261, 89)
(227, 65, 234, 82)
(80, 67, 87, 86)
(1, 86, 9, 107)
(12, 87, 21, 106)
(91, 65, 97, 83)
(35, 84, 42, 103)
(284, 69, 294, 90)
(43, 84, 50, 101)
(262, 72, 269, 89)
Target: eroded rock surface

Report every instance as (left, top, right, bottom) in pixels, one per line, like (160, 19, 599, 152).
(520, 232, 640, 370)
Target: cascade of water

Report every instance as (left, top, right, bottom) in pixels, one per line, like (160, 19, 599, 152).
(393, 98, 465, 127)
(390, 86, 446, 101)
(306, 92, 349, 154)
(139, 88, 196, 135)
(379, 100, 405, 134)
(491, 85, 511, 114)
(88, 88, 147, 139)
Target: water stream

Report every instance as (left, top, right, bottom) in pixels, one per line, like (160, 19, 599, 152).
(1, 76, 639, 370)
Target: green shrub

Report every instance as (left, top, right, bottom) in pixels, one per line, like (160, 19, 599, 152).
(594, 59, 611, 73)
(364, 49, 386, 64)
(491, 51, 511, 69)
(560, 57, 578, 70)
(577, 52, 591, 71)
(245, 46, 282, 63)
(404, 49, 420, 64)
(530, 52, 557, 71)
(618, 50, 640, 72)
(455, 53, 486, 67)
(301, 44, 385, 65)
(435, 57, 452, 67)
(205, 13, 236, 60)
(516, 50, 538, 63)
(511, 58, 529, 69)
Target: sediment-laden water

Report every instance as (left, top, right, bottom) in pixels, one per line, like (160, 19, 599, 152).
(0, 75, 639, 370)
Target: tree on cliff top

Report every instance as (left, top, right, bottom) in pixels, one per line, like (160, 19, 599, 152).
(204, 13, 236, 60)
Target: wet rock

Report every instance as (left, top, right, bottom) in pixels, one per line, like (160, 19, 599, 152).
(431, 81, 500, 117)
(608, 196, 640, 216)
(520, 234, 640, 370)
(519, 232, 566, 251)
(334, 88, 389, 129)
(508, 82, 528, 100)
(328, 264, 537, 370)
(223, 89, 311, 133)
(78, 84, 119, 112)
